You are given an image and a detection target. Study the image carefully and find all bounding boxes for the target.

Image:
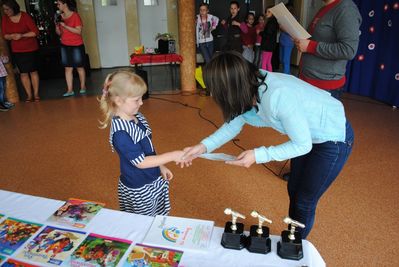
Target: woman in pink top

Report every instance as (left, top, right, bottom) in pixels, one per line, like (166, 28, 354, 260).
(1, 0, 40, 102)
(55, 0, 86, 97)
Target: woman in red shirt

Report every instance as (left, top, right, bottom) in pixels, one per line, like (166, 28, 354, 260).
(55, 0, 86, 97)
(1, 0, 40, 102)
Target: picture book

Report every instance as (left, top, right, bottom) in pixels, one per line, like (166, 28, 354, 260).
(142, 215, 214, 252)
(0, 218, 42, 256)
(47, 198, 105, 228)
(0, 255, 6, 264)
(69, 233, 131, 267)
(15, 225, 86, 266)
(1, 258, 39, 267)
(123, 243, 183, 267)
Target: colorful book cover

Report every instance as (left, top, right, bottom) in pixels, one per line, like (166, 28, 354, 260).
(142, 215, 214, 252)
(1, 258, 39, 267)
(15, 225, 86, 266)
(123, 244, 183, 267)
(69, 233, 131, 267)
(47, 198, 105, 228)
(0, 218, 42, 256)
(0, 255, 6, 264)
(0, 215, 5, 224)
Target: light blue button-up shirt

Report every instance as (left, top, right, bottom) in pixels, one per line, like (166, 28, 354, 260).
(201, 71, 347, 163)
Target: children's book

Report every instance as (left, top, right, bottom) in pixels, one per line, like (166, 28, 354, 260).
(1, 258, 39, 267)
(0, 255, 6, 264)
(15, 225, 86, 266)
(123, 244, 183, 267)
(47, 198, 105, 228)
(0, 218, 42, 256)
(68, 233, 131, 267)
(142, 215, 214, 252)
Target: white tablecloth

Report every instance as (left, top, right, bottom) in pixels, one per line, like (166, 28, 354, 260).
(0, 190, 325, 267)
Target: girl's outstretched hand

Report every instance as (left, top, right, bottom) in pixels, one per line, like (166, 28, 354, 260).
(225, 150, 256, 168)
(160, 165, 173, 180)
(178, 143, 207, 168)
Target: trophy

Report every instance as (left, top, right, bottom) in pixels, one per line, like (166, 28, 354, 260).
(277, 217, 306, 260)
(246, 210, 272, 254)
(221, 208, 247, 250)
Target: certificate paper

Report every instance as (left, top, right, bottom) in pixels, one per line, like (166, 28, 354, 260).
(270, 3, 311, 39)
(199, 153, 237, 161)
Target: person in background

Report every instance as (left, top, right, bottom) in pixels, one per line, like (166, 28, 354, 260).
(55, 0, 87, 97)
(295, 0, 362, 100)
(259, 6, 278, 71)
(220, 1, 242, 53)
(181, 51, 354, 239)
(279, 4, 295, 74)
(196, 2, 219, 64)
(0, 52, 14, 111)
(239, 12, 257, 62)
(1, 0, 40, 102)
(99, 70, 184, 216)
(253, 14, 265, 68)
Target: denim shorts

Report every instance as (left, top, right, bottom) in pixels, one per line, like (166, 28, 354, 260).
(60, 44, 86, 67)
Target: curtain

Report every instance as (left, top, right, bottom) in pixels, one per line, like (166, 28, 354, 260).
(346, 0, 399, 106)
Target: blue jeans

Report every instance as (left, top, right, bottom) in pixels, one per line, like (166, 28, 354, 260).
(199, 41, 214, 64)
(288, 121, 354, 238)
(0, 76, 6, 105)
(279, 44, 293, 74)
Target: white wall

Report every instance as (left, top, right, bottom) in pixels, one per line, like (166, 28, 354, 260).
(137, 0, 168, 50)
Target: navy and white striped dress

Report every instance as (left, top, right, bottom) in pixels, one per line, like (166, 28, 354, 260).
(110, 114, 170, 216)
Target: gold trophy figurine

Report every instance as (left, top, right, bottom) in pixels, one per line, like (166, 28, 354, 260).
(224, 208, 246, 231)
(246, 210, 272, 254)
(221, 208, 247, 250)
(277, 216, 306, 260)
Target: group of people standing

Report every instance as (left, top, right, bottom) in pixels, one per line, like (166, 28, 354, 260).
(0, 0, 86, 110)
(195, 1, 295, 75)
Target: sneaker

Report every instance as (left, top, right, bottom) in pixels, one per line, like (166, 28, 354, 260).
(0, 105, 9, 112)
(63, 91, 75, 97)
(79, 89, 86, 94)
(3, 102, 15, 109)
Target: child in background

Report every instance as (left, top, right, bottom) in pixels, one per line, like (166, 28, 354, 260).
(99, 70, 184, 216)
(253, 14, 265, 68)
(196, 2, 219, 64)
(260, 7, 278, 71)
(0, 52, 15, 111)
(220, 1, 242, 53)
(239, 13, 256, 62)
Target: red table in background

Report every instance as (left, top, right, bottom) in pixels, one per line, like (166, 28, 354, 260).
(130, 53, 183, 90)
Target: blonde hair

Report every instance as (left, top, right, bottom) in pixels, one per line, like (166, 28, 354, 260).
(99, 69, 147, 129)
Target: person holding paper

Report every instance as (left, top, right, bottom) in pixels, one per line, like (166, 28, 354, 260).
(294, 0, 362, 100)
(181, 51, 354, 238)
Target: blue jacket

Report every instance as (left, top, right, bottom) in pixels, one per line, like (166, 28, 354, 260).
(201, 71, 347, 163)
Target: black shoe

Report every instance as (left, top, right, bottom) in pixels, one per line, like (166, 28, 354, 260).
(282, 172, 290, 181)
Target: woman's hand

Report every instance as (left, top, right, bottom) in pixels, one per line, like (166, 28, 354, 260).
(294, 39, 310, 53)
(226, 150, 256, 168)
(160, 165, 173, 181)
(12, 33, 22, 40)
(177, 143, 206, 168)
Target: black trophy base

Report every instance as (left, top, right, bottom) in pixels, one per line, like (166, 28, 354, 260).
(277, 230, 304, 260)
(221, 222, 247, 250)
(246, 225, 271, 254)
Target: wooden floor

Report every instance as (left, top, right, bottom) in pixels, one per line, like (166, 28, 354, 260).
(1, 91, 398, 266)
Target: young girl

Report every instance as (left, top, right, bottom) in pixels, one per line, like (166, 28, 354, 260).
(260, 7, 278, 71)
(99, 70, 184, 216)
(196, 3, 219, 64)
(239, 13, 256, 63)
(253, 15, 265, 68)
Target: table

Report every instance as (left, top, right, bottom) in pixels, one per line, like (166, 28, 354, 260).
(130, 53, 183, 90)
(0, 190, 325, 267)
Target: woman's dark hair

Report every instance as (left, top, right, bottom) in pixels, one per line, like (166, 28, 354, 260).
(230, 1, 240, 8)
(199, 3, 209, 9)
(203, 51, 263, 122)
(1, 0, 20, 15)
(58, 0, 77, 12)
